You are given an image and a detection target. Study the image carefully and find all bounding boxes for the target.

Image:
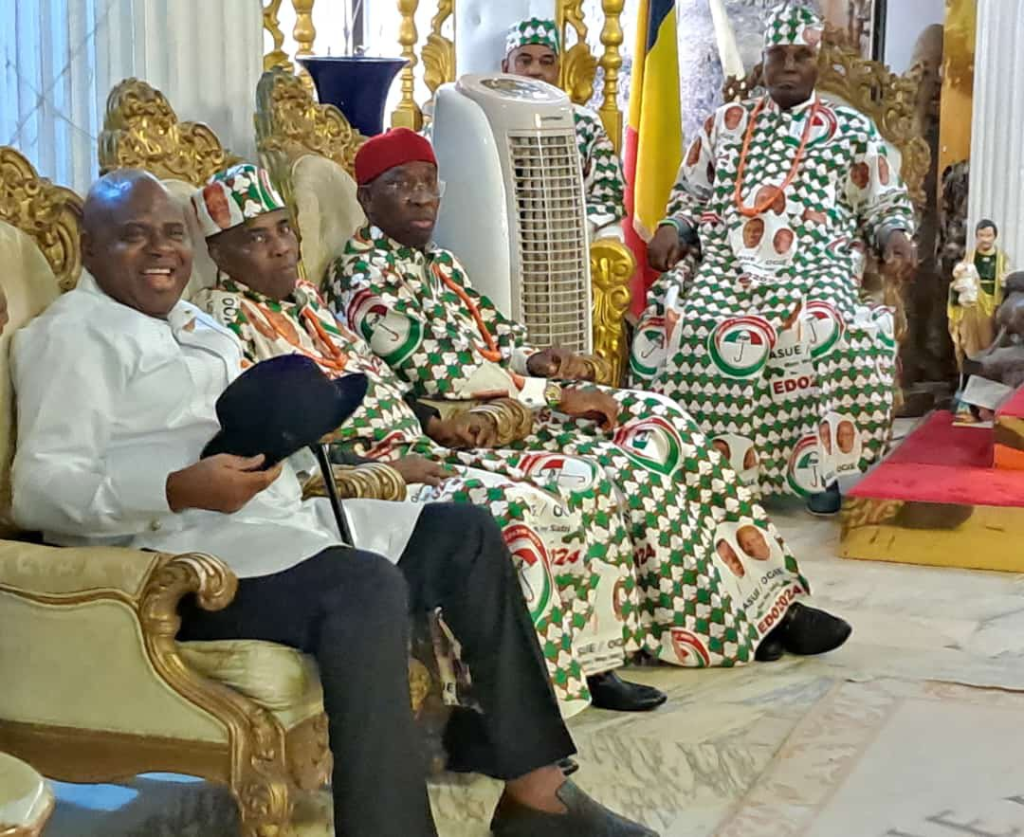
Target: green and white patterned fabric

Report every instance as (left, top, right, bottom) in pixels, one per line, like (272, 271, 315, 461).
(324, 225, 813, 670)
(192, 163, 287, 238)
(506, 17, 561, 57)
(633, 94, 915, 498)
(195, 277, 647, 715)
(574, 105, 626, 229)
(764, 3, 824, 51)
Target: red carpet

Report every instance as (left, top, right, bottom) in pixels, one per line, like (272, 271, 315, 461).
(851, 411, 1024, 509)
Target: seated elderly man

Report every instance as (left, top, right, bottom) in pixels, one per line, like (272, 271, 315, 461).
(325, 128, 852, 670)
(190, 162, 667, 716)
(636, 4, 918, 516)
(10, 169, 658, 837)
(501, 16, 625, 237)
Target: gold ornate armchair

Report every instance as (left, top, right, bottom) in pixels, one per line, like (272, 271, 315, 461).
(0, 752, 53, 837)
(0, 146, 332, 837)
(724, 33, 931, 346)
(98, 77, 475, 769)
(255, 67, 368, 290)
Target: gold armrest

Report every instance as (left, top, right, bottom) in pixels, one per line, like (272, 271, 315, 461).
(467, 398, 535, 445)
(418, 398, 535, 447)
(576, 353, 614, 386)
(303, 462, 408, 502)
(590, 238, 636, 388)
(0, 540, 173, 600)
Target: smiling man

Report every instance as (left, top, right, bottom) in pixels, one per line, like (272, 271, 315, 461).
(635, 3, 917, 516)
(501, 17, 626, 237)
(325, 128, 853, 670)
(11, 169, 663, 837)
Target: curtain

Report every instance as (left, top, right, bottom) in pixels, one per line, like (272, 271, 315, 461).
(2, 0, 262, 196)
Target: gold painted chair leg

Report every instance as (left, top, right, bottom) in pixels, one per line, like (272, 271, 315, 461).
(234, 768, 294, 837)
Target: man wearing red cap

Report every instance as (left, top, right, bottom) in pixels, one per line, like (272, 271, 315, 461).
(325, 128, 852, 675)
(191, 164, 669, 718)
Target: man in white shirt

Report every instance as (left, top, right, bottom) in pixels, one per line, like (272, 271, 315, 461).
(10, 170, 657, 837)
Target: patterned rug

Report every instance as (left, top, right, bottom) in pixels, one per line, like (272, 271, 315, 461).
(716, 679, 1024, 836)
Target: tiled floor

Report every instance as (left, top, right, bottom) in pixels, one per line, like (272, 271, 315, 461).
(431, 498, 1024, 836)
(39, 485, 1024, 836)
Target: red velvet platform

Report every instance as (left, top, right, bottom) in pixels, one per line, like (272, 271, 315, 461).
(841, 410, 1024, 572)
(994, 386, 1024, 470)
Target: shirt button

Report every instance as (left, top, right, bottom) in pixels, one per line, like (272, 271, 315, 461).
(150, 519, 163, 532)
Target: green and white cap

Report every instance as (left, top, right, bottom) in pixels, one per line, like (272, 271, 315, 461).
(192, 163, 286, 239)
(764, 4, 824, 51)
(506, 17, 561, 57)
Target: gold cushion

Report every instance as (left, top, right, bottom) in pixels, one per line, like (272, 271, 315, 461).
(0, 222, 63, 534)
(178, 640, 324, 728)
(0, 751, 53, 835)
(291, 155, 365, 286)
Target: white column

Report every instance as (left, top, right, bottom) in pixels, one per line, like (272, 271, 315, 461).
(968, 0, 1024, 263)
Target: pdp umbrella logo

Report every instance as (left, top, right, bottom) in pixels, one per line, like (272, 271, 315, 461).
(669, 628, 712, 668)
(787, 436, 825, 496)
(348, 289, 423, 366)
(504, 524, 554, 624)
(630, 317, 667, 380)
(708, 316, 777, 379)
(806, 104, 839, 147)
(612, 416, 684, 477)
(869, 305, 897, 351)
(519, 453, 599, 493)
(804, 301, 845, 359)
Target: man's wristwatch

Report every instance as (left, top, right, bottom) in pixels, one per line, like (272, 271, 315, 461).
(544, 381, 563, 409)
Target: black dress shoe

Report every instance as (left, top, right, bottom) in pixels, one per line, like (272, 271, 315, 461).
(754, 633, 785, 662)
(491, 780, 660, 836)
(558, 757, 580, 777)
(587, 671, 667, 712)
(806, 482, 842, 516)
(780, 603, 852, 656)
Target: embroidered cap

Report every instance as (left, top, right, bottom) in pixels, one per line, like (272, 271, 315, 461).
(764, 4, 824, 51)
(506, 17, 561, 57)
(192, 164, 287, 239)
(354, 127, 438, 186)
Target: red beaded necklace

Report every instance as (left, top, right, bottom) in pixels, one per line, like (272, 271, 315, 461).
(733, 95, 821, 218)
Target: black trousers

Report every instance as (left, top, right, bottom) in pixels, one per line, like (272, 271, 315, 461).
(178, 503, 575, 837)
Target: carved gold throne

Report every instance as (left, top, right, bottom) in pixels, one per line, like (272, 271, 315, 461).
(724, 32, 931, 349)
(0, 146, 332, 837)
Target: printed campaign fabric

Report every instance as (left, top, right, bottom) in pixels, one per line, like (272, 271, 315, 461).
(632, 95, 915, 498)
(197, 278, 635, 714)
(574, 105, 626, 230)
(324, 226, 812, 670)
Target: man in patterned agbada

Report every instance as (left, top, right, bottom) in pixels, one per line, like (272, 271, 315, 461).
(192, 163, 672, 717)
(637, 3, 917, 516)
(325, 127, 852, 673)
(501, 16, 626, 238)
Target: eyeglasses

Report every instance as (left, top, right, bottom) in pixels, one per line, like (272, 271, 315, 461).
(379, 179, 446, 201)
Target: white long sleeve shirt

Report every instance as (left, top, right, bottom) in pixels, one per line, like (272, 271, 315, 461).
(10, 273, 416, 578)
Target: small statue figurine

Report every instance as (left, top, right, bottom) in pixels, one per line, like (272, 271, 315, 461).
(948, 219, 1011, 367)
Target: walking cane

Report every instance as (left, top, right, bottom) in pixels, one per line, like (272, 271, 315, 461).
(311, 442, 353, 544)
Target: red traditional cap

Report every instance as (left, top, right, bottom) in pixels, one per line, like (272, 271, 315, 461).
(354, 128, 438, 186)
